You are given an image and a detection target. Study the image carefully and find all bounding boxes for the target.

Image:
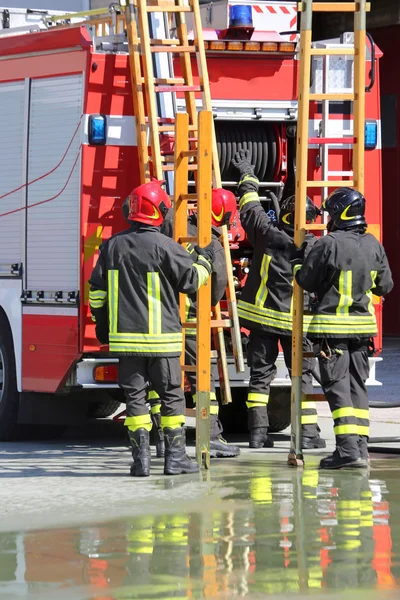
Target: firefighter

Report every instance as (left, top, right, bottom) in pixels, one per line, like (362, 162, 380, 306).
(294, 187, 393, 469)
(231, 149, 325, 450)
(160, 189, 241, 458)
(89, 180, 216, 477)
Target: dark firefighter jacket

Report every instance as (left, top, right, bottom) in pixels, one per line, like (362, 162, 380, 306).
(237, 173, 316, 336)
(162, 213, 227, 336)
(295, 228, 394, 339)
(89, 223, 211, 356)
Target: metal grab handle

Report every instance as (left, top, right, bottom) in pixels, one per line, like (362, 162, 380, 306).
(365, 32, 375, 92)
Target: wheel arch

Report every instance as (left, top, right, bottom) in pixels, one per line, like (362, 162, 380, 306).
(0, 280, 23, 391)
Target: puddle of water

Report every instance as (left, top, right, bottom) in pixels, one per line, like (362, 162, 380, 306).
(0, 458, 399, 599)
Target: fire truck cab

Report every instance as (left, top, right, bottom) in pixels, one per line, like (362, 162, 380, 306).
(0, 1, 383, 438)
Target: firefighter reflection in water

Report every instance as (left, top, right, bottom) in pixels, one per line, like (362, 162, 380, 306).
(89, 180, 216, 477)
(294, 187, 394, 469)
(231, 149, 325, 450)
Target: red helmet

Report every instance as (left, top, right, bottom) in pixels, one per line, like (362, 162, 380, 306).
(128, 180, 171, 226)
(211, 188, 237, 228)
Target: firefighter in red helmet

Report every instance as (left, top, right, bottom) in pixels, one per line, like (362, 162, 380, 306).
(158, 187, 241, 458)
(89, 180, 216, 477)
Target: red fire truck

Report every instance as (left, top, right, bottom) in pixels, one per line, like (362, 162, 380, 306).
(0, 1, 383, 438)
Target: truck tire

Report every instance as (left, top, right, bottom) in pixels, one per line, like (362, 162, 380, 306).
(88, 396, 121, 418)
(0, 313, 19, 440)
(267, 388, 291, 433)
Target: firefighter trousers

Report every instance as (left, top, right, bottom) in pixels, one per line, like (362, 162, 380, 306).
(119, 356, 186, 432)
(246, 331, 319, 437)
(185, 335, 223, 439)
(318, 338, 370, 458)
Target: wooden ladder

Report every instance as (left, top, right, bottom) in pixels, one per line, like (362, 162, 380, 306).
(122, 0, 245, 465)
(289, 0, 369, 466)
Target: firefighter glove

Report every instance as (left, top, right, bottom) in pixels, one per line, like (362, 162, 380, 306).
(195, 243, 215, 274)
(231, 149, 255, 178)
(291, 241, 308, 267)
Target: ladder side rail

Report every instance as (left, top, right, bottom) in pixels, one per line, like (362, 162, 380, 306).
(126, 1, 150, 183)
(353, 0, 366, 194)
(173, 113, 190, 385)
(288, 0, 313, 467)
(196, 110, 213, 468)
(191, 0, 245, 374)
(137, 0, 163, 180)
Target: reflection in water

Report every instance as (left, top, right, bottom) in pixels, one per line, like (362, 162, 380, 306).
(0, 463, 399, 599)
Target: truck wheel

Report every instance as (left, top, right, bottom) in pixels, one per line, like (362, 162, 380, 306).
(267, 388, 291, 433)
(0, 314, 19, 441)
(88, 396, 121, 418)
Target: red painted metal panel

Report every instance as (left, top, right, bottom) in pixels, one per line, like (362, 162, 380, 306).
(0, 26, 91, 57)
(369, 27, 400, 336)
(22, 315, 80, 393)
(0, 50, 88, 83)
(84, 54, 134, 116)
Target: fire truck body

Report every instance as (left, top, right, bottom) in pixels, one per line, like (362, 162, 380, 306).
(0, 3, 383, 437)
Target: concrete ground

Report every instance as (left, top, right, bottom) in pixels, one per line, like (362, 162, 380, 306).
(0, 338, 399, 598)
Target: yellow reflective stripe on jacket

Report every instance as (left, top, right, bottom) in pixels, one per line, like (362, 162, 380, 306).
(109, 332, 182, 342)
(332, 407, 355, 420)
(108, 270, 119, 333)
(89, 289, 107, 308)
(148, 390, 160, 401)
(367, 270, 378, 315)
(239, 174, 259, 186)
(255, 254, 272, 308)
(239, 191, 259, 210)
(150, 404, 161, 415)
(307, 317, 377, 335)
(238, 300, 312, 331)
(210, 404, 219, 415)
(302, 401, 317, 410)
(147, 272, 162, 336)
(337, 270, 354, 316)
(193, 262, 210, 287)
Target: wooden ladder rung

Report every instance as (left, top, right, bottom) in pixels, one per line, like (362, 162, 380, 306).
(177, 235, 197, 243)
(158, 124, 197, 132)
(310, 93, 355, 101)
(146, 4, 192, 12)
(182, 319, 232, 329)
(151, 46, 196, 53)
(162, 164, 198, 171)
(182, 365, 197, 373)
(303, 394, 327, 402)
(150, 38, 181, 45)
(298, 2, 371, 13)
(155, 85, 202, 93)
(309, 137, 355, 145)
(310, 48, 355, 56)
(179, 194, 197, 201)
(140, 77, 186, 85)
(307, 180, 354, 188)
(306, 224, 327, 231)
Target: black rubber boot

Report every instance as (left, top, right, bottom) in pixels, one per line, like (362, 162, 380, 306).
(302, 436, 327, 449)
(164, 427, 200, 475)
(151, 412, 165, 458)
(249, 428, 274, 449)
(319, 449, 368, 470)
(210, 436, 241, 458)
(358, 436, 370, 462)
(128, 428, 151, 477)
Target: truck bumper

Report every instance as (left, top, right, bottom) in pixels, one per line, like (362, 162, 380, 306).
(75, 355, 382, 388)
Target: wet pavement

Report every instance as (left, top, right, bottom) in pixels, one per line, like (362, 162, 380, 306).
(0, 339, 399, 599)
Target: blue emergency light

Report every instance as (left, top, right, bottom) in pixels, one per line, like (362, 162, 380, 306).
(88, 114, 106, 146)
(229, 4, 253, 28)
(365, 120, 377, 150)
